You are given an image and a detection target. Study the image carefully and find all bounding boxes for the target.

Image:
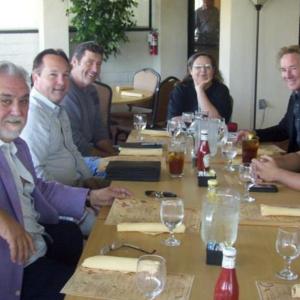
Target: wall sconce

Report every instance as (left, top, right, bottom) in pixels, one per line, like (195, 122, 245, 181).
(249, 0, 270, 129)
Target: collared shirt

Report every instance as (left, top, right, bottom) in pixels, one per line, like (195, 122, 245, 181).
(21, 88, 91, 186)
(293, 92, 300, 147)
(0, 140, 46, 267)
(61, 77, 108, 156)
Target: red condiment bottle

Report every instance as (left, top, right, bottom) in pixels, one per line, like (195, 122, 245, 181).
(197, 129, 210, 175)
(214, 247, 239, 300)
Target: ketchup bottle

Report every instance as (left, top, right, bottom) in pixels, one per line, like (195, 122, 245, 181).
(197, 129, 210, 175)
(214, 247, 239, 300)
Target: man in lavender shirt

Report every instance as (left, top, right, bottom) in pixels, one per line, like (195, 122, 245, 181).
(0, 61, 131, 300)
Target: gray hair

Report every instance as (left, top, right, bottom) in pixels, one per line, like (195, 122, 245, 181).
(0, 61, 30, 88)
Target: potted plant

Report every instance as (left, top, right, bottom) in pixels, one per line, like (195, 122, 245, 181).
(67, 0, 138, 60)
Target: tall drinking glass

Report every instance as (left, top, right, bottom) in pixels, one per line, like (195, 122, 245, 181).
(276, 227, 300, 280)
(135, 255, 166, 299)
(134, 113, 147, 141)
(160, 198, 184, 247)
(201, 188, 240, 248)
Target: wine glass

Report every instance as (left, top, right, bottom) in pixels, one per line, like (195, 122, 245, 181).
(134, 113, 147, 141)
(182, 112, 194, 129)
(160, 198, 184, 247)
(275, 227, 300, 280)
(167, 119, 178, 139)
(221, 140, 238, 172)
(135, 255, 166, 299)
(238, 163, 255, 202)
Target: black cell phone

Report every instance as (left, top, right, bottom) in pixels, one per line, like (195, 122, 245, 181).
(248, 184, 278, 193)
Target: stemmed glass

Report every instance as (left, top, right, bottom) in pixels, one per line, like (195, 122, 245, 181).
(221, 140, 238, 172)
(238, 163, 255, 202)
(276, 227, 300, 280)
(134, 113, 147, 141)
(135, 255, 166, 299)
(182, 112, 194, 129)
(160, 198, 184, 247)
(167, 119, 178, 139)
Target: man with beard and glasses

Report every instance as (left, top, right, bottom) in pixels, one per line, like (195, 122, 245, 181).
(0, 61, 130, 300)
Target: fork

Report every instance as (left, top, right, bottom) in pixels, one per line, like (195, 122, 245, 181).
(100, 241, 156, 255)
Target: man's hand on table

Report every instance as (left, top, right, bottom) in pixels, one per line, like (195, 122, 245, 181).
(251, 155, 280, 183)
(89, 186, 133, 209)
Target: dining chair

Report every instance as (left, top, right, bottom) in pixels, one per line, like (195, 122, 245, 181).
(150, 76, 180, 128)
(93, 81, 113, 139)
(129, 68, 161, 112)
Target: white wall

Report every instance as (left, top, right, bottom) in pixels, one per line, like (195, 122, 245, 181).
(220, 0, 300, 129)
(0, 0, 39, 29)
(101, 0, 188, 86)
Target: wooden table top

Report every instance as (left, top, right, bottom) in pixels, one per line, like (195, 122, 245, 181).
(112, 87, 153, 105)
(65, 137, 300, 300)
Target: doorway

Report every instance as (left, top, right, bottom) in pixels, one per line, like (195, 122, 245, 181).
(188, 0, 221, 64)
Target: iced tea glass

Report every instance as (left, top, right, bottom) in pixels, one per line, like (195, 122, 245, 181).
(242, 137, 259, 163)
(167, 140, 185, 178)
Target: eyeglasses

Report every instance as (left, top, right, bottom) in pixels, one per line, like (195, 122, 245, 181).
(193, 64, 213, 71)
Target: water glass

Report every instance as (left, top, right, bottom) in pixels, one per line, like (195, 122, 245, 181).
(134, 113, 147, 141)
(182, 112, 194, 129)
(160, 198, 184, 247)
(276, 227, 300, 280)
(201, 188, 240, 247)
(135, 255, 166, 299)
(238, 163, 255, 202)
(221, 140, 238, 172)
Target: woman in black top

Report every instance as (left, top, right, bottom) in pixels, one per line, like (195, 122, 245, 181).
(167, 52, 232, 123)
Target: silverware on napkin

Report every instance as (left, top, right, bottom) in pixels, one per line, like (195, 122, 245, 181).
(100, 241, 156, 255)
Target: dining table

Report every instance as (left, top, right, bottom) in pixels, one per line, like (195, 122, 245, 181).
(112, 87, 153, 105)
(64, 131, 300, 300)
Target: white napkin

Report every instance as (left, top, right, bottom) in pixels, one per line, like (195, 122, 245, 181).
(117, 222, 186, 233)
(141, 129, 170, 137)
(261, 204, 300, 217)
(82, 255, 138, 272)
(119, 148, 163, 156)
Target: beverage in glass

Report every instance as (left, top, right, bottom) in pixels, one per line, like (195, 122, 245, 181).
(135, 255, 166, 299)
(167, 140, 185, 178)
(160, 198, 184, 247)
(201, 188, 240, 247)
(242, 138, 259, 163)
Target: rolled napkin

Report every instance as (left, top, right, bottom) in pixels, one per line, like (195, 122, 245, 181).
(82, 255, 138, 272)
(141, 129, 170, 137)
(119, 148, 163, 156)
(261, 204, 300, 217)
(120, 91, 144, 98)
(117, 222, 186, 233)
(292, 284, 300, 298)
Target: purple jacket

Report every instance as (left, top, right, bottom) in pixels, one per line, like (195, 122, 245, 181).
(0, 138, 88, 300)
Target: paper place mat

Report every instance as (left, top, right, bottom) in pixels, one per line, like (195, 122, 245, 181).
(105, 198, 200, 233)
(141, 129, 170, 137)
(239, 203, 300, 227)
(256, 280, 297, 300)
(62, 267, 194, 300)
